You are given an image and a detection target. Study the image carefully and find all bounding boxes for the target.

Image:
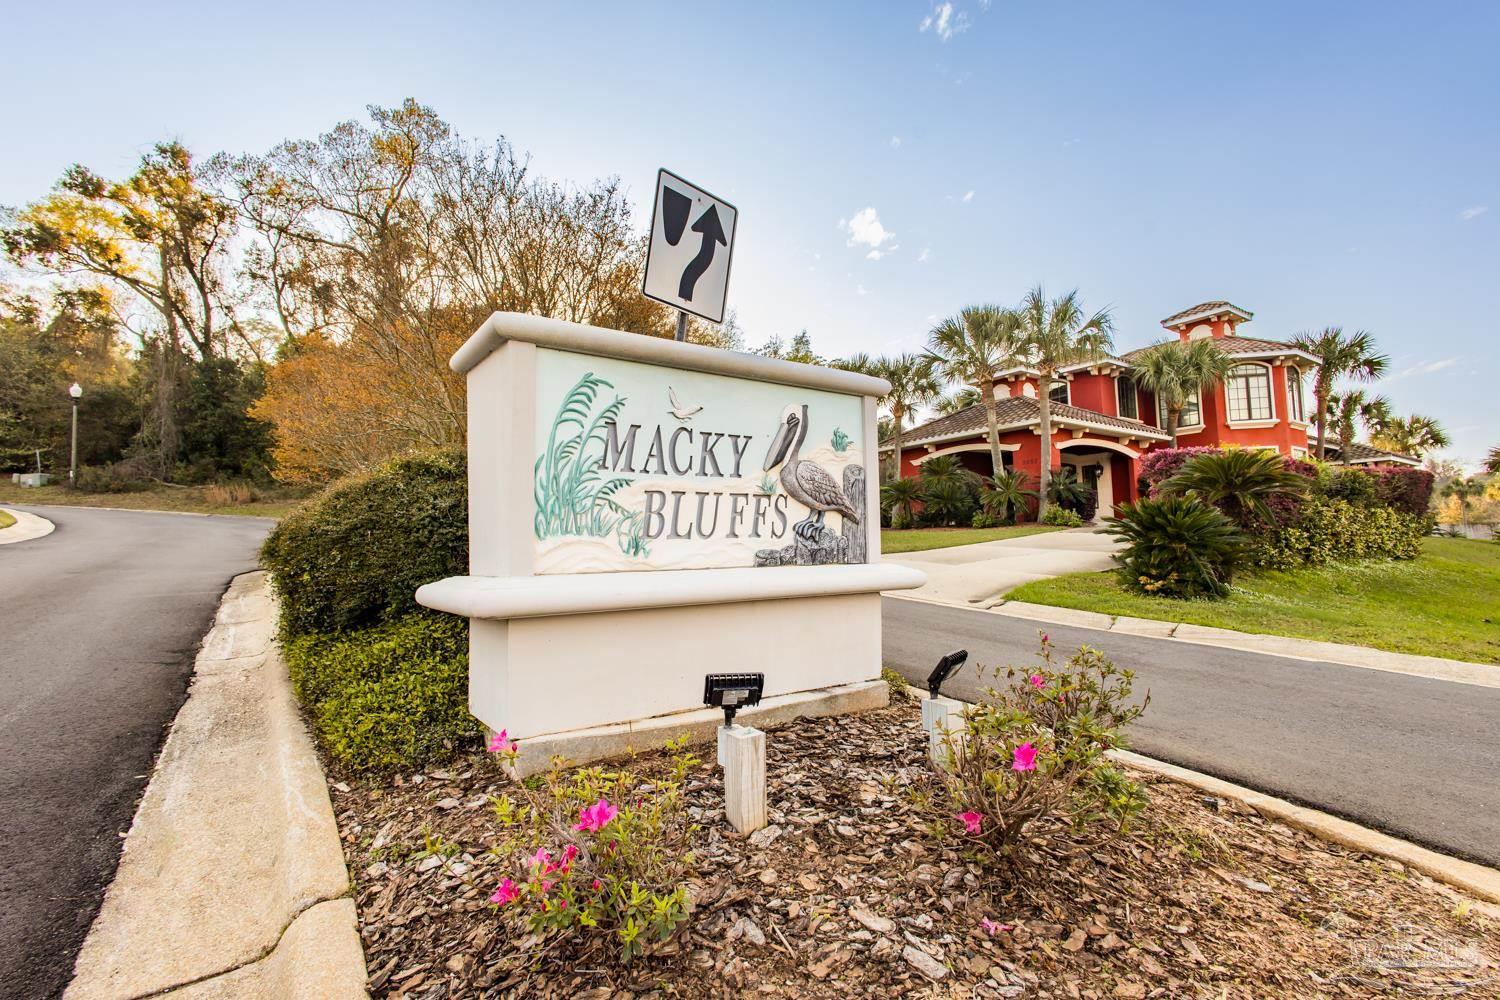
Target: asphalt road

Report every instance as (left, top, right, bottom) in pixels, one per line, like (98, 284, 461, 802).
(0, 506, 271, 1000)
(883, 596, 1500, 869)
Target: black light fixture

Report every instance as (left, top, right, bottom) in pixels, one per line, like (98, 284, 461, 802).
(926, 649, 968, 699)
(703, 673, 764, 727)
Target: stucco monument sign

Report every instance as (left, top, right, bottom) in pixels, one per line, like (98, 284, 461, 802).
(417, 312, 925, 773)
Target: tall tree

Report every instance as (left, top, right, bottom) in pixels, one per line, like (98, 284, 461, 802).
(1369, 413, 1450, 458)
(4, 143, 243, 475)
(1486, 446, 1500, 475)
(1013, 287, 1113, 518)
(934, 388, 980, 415)
(926, 305, 1022, 478)
(1325, 390, 1392, 462)
(1441, 477, 1485, 533)
(1290, 327, 1389, 461)
(874, 354, 941, 482)
(1131, 339, 1234, 448)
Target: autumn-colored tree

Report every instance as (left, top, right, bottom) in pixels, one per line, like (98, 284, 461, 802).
(221, 100, 687, 480)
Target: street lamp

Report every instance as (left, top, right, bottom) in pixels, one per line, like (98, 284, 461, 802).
(68, 383, 82, 486)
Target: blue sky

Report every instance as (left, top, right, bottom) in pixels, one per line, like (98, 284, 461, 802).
(3, 1, 1496, 467)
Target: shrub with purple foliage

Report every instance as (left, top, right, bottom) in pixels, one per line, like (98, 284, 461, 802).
(1138, 448, 1221, 497)
(1368, 466, 1435, 517)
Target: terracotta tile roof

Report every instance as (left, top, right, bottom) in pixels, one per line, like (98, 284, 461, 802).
(901, 395, 1169, 447)
(1160, 301, 1253, 326)
(1318, 439, 1420, 465)
(1120, 336, 1317, 362)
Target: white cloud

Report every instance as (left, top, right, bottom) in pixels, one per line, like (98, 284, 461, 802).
(1401, 357, 1459, 378)
(1459, 205, 1489, 221)
(961, 189, 975, 203)
(889, 136, 902, 148)
(917, 247, 930, 263)
(919, 1, 969, 41)
(843, 207, 895, 252)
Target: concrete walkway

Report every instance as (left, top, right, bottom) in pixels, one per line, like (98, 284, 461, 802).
(0, 506, 54, 544)
(66, 572, 366, 999)
(884, 527, 1119, 607)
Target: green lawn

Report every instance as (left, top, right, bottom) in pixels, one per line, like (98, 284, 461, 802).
(0, 481, 304, 520)
(1007, 537, 1500, 665)
(881, 524, 1061, 554)
(0, 509, 15, 530)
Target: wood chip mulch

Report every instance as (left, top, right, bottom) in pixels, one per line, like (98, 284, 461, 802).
(329, 697, 1499, 999)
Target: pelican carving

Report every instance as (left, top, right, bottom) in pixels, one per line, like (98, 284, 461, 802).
(763, 404, 860, 542)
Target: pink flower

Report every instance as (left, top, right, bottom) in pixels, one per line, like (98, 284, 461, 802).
(957, 811, 983, 834)
(489, 878, 519, 906)
(1028, 674, 1045, 689)
(573, 797, 619, 833)
(980, 917, 1013, 936)
(591, 878, 602, 892)
(530, 847, 551, 868)
(1040, 632, 1049, 644)
(486, 729, 518, 753)
(562, 844, 579, 865)
(1012, 742, 1037, 772)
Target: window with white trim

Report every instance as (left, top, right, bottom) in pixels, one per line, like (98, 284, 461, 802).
(1225, 363, 1273, 422)
(1286, 366, 1305, 422)
(1157, 389, 1201, 428)
(1115, 376, 1138, 420)
(1048, 380, 1069, 405)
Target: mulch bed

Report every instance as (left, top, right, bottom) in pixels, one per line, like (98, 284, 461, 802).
(330, 696, 1499, 999)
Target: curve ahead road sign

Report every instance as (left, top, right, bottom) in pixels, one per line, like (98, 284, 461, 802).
(642, 168, 738, 325)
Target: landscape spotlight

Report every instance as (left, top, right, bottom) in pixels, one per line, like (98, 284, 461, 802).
(703, 673, 764, 728)
(927, 649, 968, 699)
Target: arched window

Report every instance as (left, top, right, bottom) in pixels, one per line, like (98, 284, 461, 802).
(1286, 366, 1306, 422)
(1225, 364, 1273, 421)
(1048, 380, 1069, 405)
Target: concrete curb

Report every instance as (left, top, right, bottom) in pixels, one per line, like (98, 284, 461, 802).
(0, 507, 55, 544)
(1109, 749, 1500, 910)
(885, 592, 1500, 689)
(894, 686, 1500, 911)
(65, 571, 367, 999)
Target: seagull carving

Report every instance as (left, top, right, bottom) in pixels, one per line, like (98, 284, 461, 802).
(667, 386, 703, 422)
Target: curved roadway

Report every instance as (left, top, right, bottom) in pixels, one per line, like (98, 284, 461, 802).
(0, 506, 271, 1000)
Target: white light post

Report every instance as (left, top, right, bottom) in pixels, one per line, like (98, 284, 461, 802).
(68, 383, 82, 486)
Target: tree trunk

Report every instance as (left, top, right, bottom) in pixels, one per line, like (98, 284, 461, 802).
(980, 377, 1004, 479)
(1313, 378, 1329, 461)
(1167, 407, 1181, 449)
(889, 408, 905, 484)
(1037, 373, 1053, 520)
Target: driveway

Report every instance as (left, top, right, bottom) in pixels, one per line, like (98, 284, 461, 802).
(883, 596, 1500, 869)
(0, 506, 272, 1000)
(886, 527, 1119, 607)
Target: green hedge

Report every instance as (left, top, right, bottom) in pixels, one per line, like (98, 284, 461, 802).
(261, 448, 468, 636)
(1252, 497, 1423, 569)
(283, 612, 481, 772)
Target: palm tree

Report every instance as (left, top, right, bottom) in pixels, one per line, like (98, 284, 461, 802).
(980, 470, 1039, 524)
(926, 305, 1023, 478)
(1486, 446, 1500, 475)
(1370, 413, 1450, 457)
(880, 477, 924, 529)
(873, 354, 941, 483)
(934, 388, 980, 415)
(1131, 339, 1235, 448)
(1157, 449, 1309, 529)
(1013, 287, 1114, 519)
(1290, 327, 1389, 461)
(1442, 477, 1485, 533)
(1325, 390, 1392, 462)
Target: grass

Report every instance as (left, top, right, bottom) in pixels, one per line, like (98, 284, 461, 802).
(0, 481, 304, 519)
(0, 509, 15, 530)
(880, 523, 1061, 554)
(1007, 537, 1500, 665)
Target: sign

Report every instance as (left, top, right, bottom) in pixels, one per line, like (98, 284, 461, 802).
(642, 169, 738, 324)
(532, 347, 866, 574)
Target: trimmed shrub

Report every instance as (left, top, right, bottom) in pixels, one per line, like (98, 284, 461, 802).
(1368, 466, 1436, 517)
(1251, 497, 1424, 569)
(1105, 496, 1244, 598)
(1320, 467, 1379, 508)
(283, 611, 480, 772)
(261, 448, 467, 636)
(1041, 506, 1085, 528)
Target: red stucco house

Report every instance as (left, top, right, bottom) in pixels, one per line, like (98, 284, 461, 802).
(888, 300, 1418, 518)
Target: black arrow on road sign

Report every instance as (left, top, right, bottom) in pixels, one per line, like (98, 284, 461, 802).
(661, 186, 692, 246)
(678, 204, 727, 302)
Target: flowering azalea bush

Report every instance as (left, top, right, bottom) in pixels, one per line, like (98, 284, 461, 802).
(484, 736, 700, 961)
(923, 635, 1149, 870)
